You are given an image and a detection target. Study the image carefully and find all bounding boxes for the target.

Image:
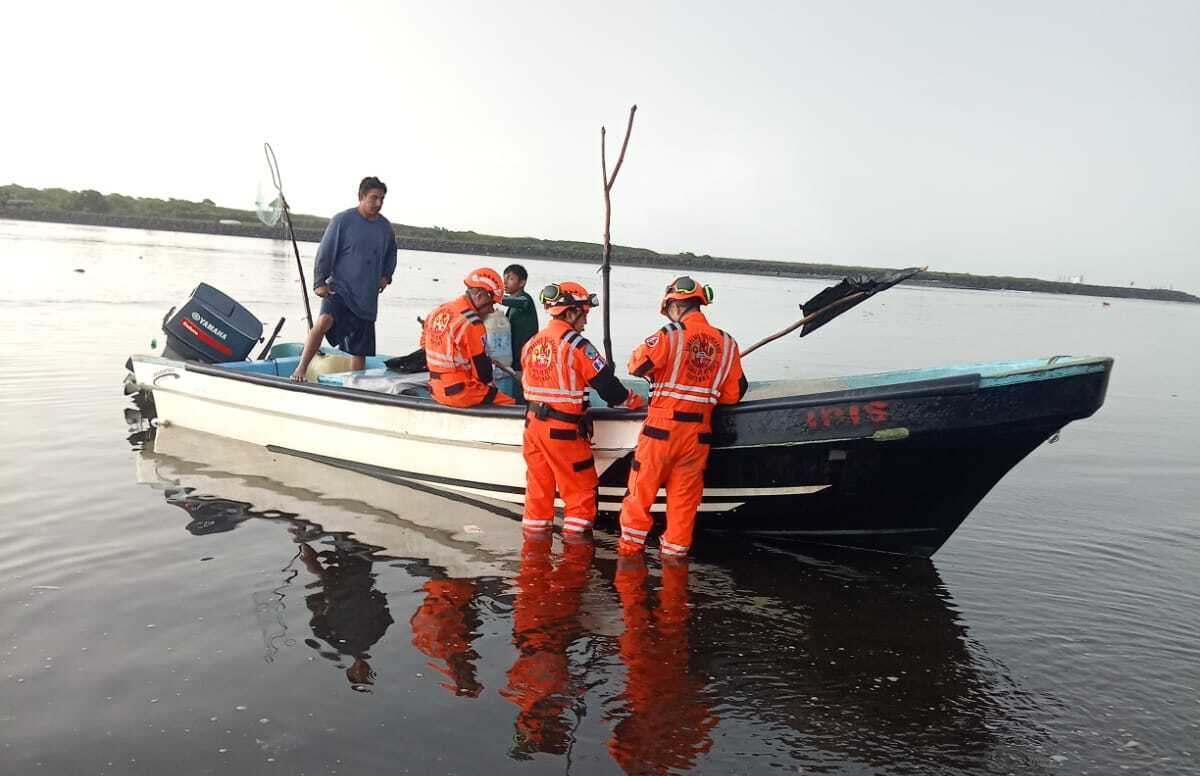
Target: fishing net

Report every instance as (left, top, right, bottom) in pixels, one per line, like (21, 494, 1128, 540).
(255, 175, 283, 227)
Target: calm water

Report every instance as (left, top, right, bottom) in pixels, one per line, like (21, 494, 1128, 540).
(2, 219, 1198, 775)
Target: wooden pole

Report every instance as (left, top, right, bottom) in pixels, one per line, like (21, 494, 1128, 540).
(600, 105, 637, 364)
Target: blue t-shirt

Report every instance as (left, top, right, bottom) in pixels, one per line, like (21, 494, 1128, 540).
(313, 207, 398, 321)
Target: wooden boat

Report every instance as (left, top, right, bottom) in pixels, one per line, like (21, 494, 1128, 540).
(126, 345, 1112, 557)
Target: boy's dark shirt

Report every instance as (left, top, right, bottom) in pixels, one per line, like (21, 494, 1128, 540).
(503, 290, 539, 366)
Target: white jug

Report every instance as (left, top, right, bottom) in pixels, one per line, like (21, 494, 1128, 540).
(484, 306, 513, 370)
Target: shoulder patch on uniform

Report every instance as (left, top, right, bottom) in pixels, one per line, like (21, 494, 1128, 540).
(591, 355, 607, 371)
(582, 341, 599, 360)
(644, 334, 661, 348)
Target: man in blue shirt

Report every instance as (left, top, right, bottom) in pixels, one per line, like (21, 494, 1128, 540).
(291, 176, 398, 381)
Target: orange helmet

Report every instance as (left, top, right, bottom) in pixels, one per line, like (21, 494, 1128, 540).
(660, 275, 714, 315)
(539, 281, 599, 316)
(464, 267, 504, 304)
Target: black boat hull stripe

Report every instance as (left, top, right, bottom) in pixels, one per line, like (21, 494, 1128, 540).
(268, 445, 828, 504)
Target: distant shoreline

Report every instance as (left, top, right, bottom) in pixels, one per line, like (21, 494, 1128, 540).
(4, 208, 1197, 305)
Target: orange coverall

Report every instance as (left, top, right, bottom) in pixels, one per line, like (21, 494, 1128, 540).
(521, 318, 637, 534)
(409, 578, 483, 698)
(421, 295, 515, 407)
(607, 557, 717, 774)
(618, 311, 745, 557)
(500, 536, 593, 756)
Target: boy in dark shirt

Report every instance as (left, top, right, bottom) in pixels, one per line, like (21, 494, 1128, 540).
(503, 264, 538, 365)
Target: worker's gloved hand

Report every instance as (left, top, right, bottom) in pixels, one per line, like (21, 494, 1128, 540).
(619, 391, 645, 411)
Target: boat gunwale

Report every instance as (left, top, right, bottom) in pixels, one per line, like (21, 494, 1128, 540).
(132, 354, 1113, 421)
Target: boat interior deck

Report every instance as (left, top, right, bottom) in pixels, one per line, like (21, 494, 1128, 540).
(205, 349, 1111, 407)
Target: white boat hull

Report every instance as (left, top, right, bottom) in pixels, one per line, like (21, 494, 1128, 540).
(132, 356, 655, 513)
(129, 352, 1114, 557)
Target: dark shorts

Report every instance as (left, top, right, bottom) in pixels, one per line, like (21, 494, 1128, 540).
(320, 294, 376, 357)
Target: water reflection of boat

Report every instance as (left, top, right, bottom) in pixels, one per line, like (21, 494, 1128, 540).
(667, 540, 1051, 773)
(144, 474, 399, 689)
(136, 424, 525, 692)
(132, 424, 1045, 772)
(137, 424, 527, 579)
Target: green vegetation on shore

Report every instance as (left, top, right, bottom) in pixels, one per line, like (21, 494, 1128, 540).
(3, 183, 1196, 304)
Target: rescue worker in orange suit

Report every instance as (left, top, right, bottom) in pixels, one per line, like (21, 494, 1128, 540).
(500, 535, 593, 757)
(618, 277, 747, 558)
(607, 555, 717, 774)
(520, 281, 644, 537)
(409, 578, 484, 698)
(421, 267, 516, 407)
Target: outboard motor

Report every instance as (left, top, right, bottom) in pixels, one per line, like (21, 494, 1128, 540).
(161, 283, 263, 363)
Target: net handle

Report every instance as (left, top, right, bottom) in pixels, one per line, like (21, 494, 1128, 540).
(264, 142, 284, 194)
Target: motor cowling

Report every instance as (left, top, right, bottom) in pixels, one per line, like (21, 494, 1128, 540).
(162, 283, 263, 363)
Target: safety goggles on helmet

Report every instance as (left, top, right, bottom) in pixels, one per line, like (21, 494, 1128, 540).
(660, 275, 714, 314)
(539, 283, 599, 309)
(664, 276, 714, 300)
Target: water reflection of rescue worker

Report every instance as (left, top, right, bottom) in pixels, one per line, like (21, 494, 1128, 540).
(521, 282, 643, 536)
(501, 536, 595, 757)
(608, 556, 717, 774)
(409, 578, 484, 697)
(421, 267, 516, 407)
(298, 537, 394, 689)
(618, 277, 747, 559)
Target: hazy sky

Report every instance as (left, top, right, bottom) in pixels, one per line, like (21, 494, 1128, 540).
(4, 1, 1197, 291)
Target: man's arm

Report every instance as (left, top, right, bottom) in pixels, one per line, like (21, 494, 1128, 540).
(313, 215, 341, 292)
(578, 339, 643, 409)
(717, 341, 747, 405)
(463, 323, 494, 384)
(628, 329, 670, 381)
(588, 363, 642, 408)
(380, 229, 397, 291)
(472, 353, 494, 384)
(502, 293, 535, 313)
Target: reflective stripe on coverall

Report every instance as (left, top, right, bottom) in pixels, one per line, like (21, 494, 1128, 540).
(520, 319, 632, 534)
(618, 311, 745, 556)
(421, 295, 515, 407)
